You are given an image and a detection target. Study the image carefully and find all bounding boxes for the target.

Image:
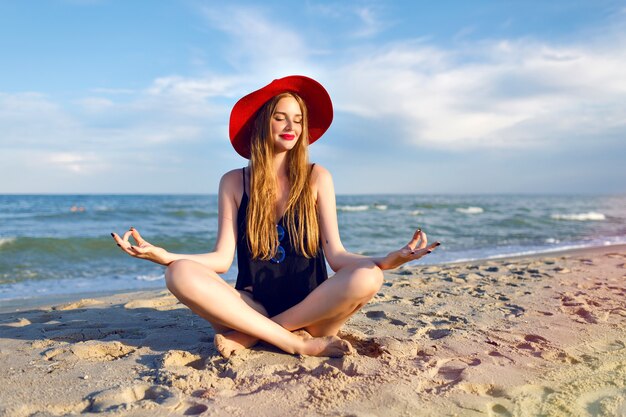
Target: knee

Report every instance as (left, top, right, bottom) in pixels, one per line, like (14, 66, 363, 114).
(164, 259, 203, 296)
(346, 261, 384, 300)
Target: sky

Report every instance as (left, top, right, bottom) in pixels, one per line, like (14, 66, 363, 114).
(1, 0, 625, 194)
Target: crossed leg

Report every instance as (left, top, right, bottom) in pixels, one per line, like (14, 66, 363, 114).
(164, 259, 373, 357)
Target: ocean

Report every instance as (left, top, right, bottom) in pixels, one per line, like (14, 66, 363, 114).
(1, 194, 625, 303)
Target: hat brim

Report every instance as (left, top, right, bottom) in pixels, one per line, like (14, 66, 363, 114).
(229, 75, 333, 159)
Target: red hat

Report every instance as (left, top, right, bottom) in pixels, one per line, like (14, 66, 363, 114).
(229, 75, 333, 159)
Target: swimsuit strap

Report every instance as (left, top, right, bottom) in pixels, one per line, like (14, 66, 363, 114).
(242, 167, 246, 197)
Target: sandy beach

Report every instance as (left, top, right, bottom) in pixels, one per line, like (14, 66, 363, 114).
(1, 245, 625, 417)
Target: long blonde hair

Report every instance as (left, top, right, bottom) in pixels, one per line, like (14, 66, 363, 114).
(246, 92, 320, 260)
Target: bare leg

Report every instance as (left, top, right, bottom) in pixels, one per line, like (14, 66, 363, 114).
(216, 260, 384, 354)
(213, 291, 314, 358)
(164, 260, 352, 357)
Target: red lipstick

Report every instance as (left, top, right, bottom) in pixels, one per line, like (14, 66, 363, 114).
(279, 134, 296, 140)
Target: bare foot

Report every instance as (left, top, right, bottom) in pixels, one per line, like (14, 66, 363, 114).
(300, 336, 354, 357)
(215, 329, 315, 358)
(214, 332, 257, 359)
(292, 329, 313, 340)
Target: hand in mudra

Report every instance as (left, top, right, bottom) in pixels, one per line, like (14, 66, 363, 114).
(111, 227, 170, 265)
(379, 229, 440, 270)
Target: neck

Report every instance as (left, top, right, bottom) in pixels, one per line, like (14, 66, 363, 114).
(272, 151, 289, 179)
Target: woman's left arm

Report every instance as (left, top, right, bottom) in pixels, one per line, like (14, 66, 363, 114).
(314, 165, 439, 271)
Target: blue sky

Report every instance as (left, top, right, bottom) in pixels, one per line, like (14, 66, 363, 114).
(1, 0, 625, 194)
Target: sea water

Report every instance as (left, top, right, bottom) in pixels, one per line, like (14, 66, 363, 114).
(1, 194, 625, 302)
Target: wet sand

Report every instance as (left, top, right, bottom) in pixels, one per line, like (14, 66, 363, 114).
(1, 245, 625, 416)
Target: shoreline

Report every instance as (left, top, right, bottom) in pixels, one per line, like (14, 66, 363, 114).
(2, 242, 625, 315)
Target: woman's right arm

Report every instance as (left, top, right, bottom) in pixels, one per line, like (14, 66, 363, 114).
(112, 171, 239, 274)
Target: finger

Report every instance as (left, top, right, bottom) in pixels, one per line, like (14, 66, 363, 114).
(407, 229, 422, 250)
(111, 232, 130, 249)
(411, 247, 432, 258)
(130, 245, 147, 254)
(130, 228, 145, 245)
(417, 231, 428, 250)
(122, 230, 133, 244)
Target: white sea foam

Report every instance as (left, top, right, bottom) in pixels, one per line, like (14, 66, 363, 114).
(0, 237, 16, 248)
(338, 205, 369, 212)
(551, 212, 606, 221)
(456, 206, 484, 214)
(545, 238, 561, 244)
(136, 273, 164, 282)
(373, 204, 388, 210)
(411, 210, 422, 216)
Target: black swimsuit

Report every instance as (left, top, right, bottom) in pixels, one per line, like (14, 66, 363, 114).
(235, 167, 328, 316)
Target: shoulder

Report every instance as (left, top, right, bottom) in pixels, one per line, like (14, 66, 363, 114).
(310, 163, 332, 184)
(221, 168, 244, 183)
(309, 163, 334, 201)
(219, 168, 245, 201)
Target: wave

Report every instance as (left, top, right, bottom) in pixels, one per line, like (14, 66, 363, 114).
(456, 206, 484, 214)
(551, 212, 606, 221)
(337, 205, 369, 212)
(136, 273, 164, 282)
(373, 204, 388, 210)
(410, 210, 422, 216)
(0, 237, 16, 248)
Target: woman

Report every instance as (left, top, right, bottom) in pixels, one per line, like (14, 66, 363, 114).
(112, 75, 439, 358)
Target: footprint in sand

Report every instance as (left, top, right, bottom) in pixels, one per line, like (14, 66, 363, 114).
(43, 340, 135, 362)
(364, 310, 408, 327)
(487, 349, 515, 365)
(558, 292, 604, 324)
(514, 334, 579, 364)
(420, 359, 470, 394)
(160, 350, 205, 371)
(495, 302, 525, 318)
(87, 384, 183, 413)
(337, 332, 387, 358)
(489, 402, 514, 417)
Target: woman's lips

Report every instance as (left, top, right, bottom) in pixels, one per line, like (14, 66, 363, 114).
(279, 134, 296, 140)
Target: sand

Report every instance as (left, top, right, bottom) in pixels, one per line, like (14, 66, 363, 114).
(1, 245, 625, 417)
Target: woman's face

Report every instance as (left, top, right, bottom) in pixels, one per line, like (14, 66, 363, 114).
(270, 96, 303, 154)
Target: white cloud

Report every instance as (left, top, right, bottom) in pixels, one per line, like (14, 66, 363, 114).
(330, 35, 626, 150)
(200, 5, 310, 76)
(47, 152, 106, 173)
(352, 7, 384, 38)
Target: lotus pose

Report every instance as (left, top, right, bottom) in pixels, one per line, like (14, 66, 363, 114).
(112, 76, 440, 358)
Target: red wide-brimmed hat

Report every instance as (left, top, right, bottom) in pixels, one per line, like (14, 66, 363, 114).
(229, 75, 333, 159)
